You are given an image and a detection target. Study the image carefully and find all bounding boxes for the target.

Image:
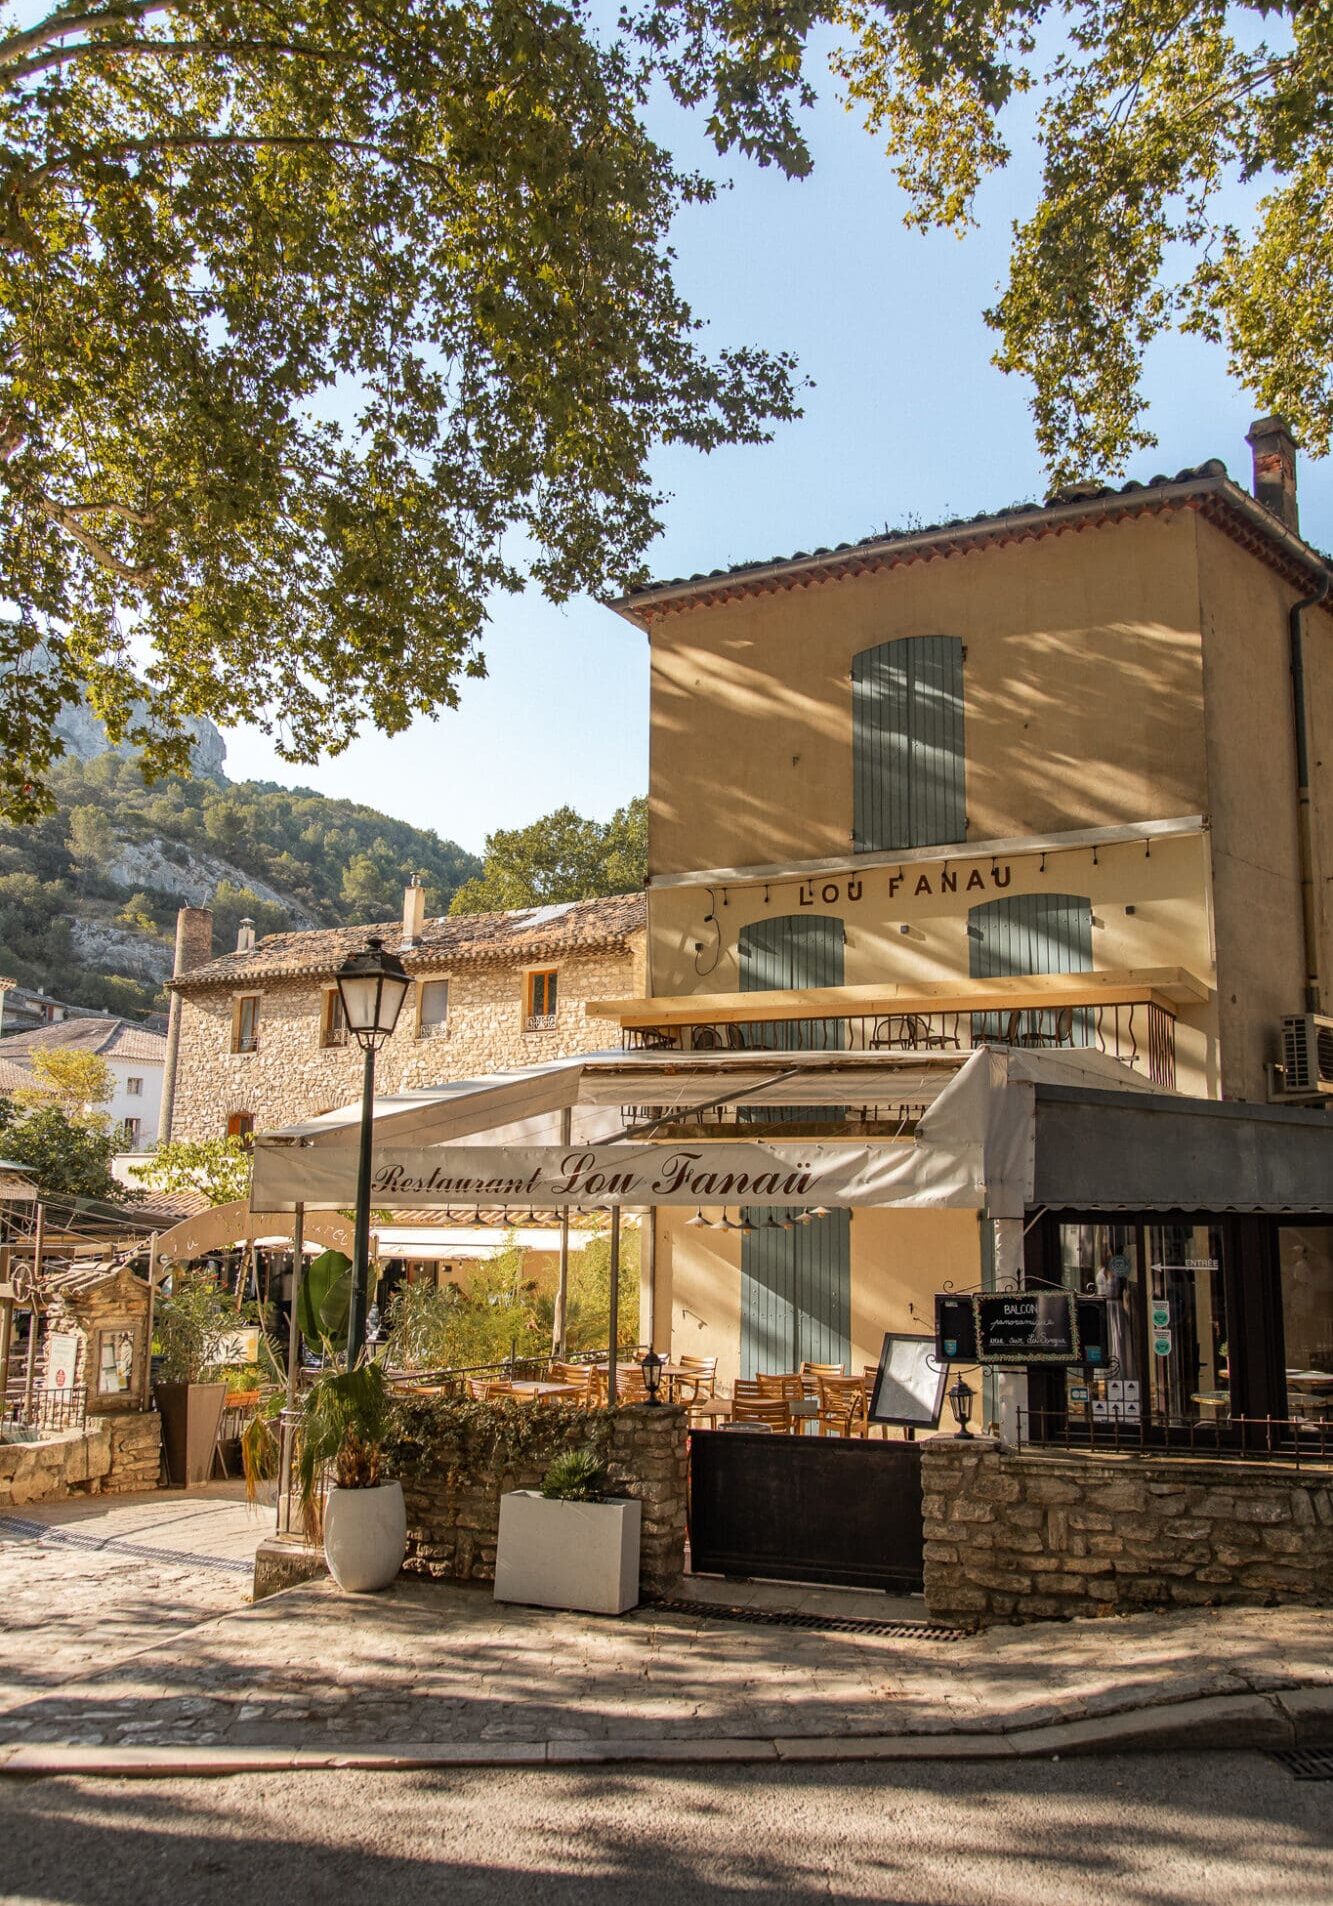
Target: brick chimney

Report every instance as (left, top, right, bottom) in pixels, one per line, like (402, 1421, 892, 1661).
(1246, 416, 1299, 532)
(402, 876, 426, 946)
(160, 904, 214, 1145)
(236, 917, 256, 953)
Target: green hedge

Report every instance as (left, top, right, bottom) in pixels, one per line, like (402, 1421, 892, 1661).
(385, 1394, 615, 1493)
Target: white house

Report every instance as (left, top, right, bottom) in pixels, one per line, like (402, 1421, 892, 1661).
(0, 1017, 168, 1150)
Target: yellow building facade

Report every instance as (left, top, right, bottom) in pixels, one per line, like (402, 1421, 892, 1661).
(601, 436, 1333, 1400)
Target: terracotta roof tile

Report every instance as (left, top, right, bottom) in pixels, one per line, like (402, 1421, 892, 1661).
(0, 1018, 167, 1063)
(173, 891, 646, 990)
(613, 461, 1333, 623)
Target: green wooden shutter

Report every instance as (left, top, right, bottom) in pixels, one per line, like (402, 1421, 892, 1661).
(853, 636, 965, 852)
(968, 892, 1093, 1042)
(741, 1210, 851, 1378)
(738, 914, 845, 1051)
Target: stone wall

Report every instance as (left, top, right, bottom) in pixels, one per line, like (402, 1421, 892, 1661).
(387, 1397, 687, 1595)
(171, 943, 641, 1140)
(0, 1412, 161, 1507)
(921, 1437, 1333, 1627)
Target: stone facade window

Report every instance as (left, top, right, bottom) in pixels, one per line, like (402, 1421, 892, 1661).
(525, 968, 558, 1032)
(321, 987, 348, 1048)
(232, 992, 261, 1054)
(417, 977, 450, 1040)
(227, 1110, 255, 1142)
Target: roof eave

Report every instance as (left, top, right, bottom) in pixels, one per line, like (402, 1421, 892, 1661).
(609, 474, 1332, 627)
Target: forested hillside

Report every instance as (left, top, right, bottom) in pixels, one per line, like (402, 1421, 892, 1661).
(0, 746, 480, 1020)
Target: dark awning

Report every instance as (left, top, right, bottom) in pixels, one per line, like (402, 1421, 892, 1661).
(1032, 1085, 1332, 1213)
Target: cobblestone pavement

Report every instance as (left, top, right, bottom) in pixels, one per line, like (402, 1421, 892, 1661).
(0, 1488, 1329, 1755)
(0, 1484, 266, 1711)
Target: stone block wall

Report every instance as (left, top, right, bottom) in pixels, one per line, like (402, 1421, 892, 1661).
(388, 1397, 687, 1595)
(0, 1411, 162, 1506)
(171, 944, 641, 1140)
(921, 1437, 1333, 1626)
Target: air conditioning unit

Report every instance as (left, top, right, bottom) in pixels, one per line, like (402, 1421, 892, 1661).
(1271, 1014, 1333, 1100)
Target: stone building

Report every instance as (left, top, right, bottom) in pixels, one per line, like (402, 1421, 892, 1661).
(165, 887, 646, 1142)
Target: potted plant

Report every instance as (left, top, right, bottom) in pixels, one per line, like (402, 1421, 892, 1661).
(152, 1272, 237, 1486)
(295, 1359, 405, 1593)
(493, 1446, 642, 1616)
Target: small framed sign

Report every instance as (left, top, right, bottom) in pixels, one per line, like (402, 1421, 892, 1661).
(973, 1291, 1080, 1365)
(867, 1333, 948, 1429)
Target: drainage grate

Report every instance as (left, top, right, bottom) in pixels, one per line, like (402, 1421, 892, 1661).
(645, 1597, 965, 1641)
(1270, 1748, 1333, 1780)
(0, 1514, 253, 1576)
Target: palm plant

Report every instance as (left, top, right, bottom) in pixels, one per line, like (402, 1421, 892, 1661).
(294, 1359, 394, 1539)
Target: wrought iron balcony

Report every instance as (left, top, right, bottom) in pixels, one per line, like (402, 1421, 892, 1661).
(592, 969, 1212, 1094)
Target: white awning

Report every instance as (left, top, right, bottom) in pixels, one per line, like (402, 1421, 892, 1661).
(252, 1047, 1162, 1219)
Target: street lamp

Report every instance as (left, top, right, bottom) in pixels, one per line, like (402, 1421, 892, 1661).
(335, 936, 410, 1364)
(642, 1348, 664, 1406)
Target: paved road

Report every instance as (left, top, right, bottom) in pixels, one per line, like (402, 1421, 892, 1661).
(1, 1752, 1328, 1905)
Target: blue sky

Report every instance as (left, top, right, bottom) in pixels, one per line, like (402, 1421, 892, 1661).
(220, 62, 1333, 856)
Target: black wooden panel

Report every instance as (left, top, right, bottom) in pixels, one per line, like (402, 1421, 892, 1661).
(688, 1431, 924, 1591)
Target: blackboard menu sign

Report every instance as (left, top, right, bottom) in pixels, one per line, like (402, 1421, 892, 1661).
(973, 1291, 1079, 1364)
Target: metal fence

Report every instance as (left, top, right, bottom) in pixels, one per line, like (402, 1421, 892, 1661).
(1017, 1407, 1333, 1468)
(2, 1383, 86, 1434)
(623, 1000, 1177, 1090)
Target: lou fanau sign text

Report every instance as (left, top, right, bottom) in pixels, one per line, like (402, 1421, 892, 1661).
(250, 1142, 930, 1212)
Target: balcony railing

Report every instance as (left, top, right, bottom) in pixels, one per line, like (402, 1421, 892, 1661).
(622, 999, 1177, 1088)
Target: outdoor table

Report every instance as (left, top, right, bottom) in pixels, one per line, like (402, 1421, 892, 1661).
(509, 1380, 580, 1402)
(786, 1396, 819, 1434)
(683, 1397, 732, 1422)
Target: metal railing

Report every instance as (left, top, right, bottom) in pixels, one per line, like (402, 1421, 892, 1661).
(2, 1384, 86, 1434)
(623, 1000, 1177, 1088)
(1018, 1407, 1333, 1468)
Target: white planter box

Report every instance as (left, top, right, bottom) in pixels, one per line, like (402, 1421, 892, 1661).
(494, 1490, 642, 1615)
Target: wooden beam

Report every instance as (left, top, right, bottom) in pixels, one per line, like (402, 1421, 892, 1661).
(586, 967, 1213, 1028)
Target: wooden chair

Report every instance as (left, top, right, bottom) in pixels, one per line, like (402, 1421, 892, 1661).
(468, 1378, 513, 1401)
(861, 1365, 888, 1438)
(730, 1394, 793, 1432)
(756, 1372, 804, 1401)
(815, 1375, 866, 1437)
(732, 1377, 764, 1401)
(799, 1360, 845, 1398)
(672, 1355, 717, 1408)
(616, 1366, 649, 1403)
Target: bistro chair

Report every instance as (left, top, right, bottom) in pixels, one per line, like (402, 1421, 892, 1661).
(815, 1375, 866, 1437)
(799, 1361, 845, 1397)
(672, 1355, 719, 1417)
(756, 1372, 804, 1401)
(1026, 1005, 1076, 1048)
(730, 1394, 793, 1433)
(468, 1378, 513, 1401)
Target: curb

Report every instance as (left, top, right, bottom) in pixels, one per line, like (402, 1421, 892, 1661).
(1, 1687, 1329, 1779)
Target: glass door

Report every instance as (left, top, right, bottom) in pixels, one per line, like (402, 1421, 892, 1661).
(1145, 1223, 1228, 1427)
(1055, 1221, 1144, 1428)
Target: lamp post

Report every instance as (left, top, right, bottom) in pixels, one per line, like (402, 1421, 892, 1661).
(335, 937, 410, 1365)
(642, 1348, 664, 1406)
